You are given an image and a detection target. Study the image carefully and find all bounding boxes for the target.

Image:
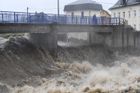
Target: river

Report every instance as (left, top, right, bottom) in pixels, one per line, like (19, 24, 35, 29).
(0, 36, 140, 93)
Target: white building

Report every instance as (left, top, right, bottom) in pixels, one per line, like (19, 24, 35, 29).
(63, 0, 110, 44)
(109, 0, 140, 31)
(64, 0, 103, 17)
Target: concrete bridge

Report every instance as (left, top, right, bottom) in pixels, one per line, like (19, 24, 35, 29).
(0, 11, 138, 54)
(0, 23, 114, 33)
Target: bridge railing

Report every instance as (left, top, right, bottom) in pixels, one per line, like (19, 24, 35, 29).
(0, 11, 126, 25)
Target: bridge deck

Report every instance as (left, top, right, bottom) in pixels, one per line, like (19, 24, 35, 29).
(0, 23, 122, 34)
(0, 11, 126, 33)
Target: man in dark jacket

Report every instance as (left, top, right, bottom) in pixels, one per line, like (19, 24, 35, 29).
(92, 15, 97, 25)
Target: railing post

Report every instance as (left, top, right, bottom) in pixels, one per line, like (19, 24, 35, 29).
(65, 15, 67, 24)
(88, 17, 89, 25)
(14, 12, 16, 23)
(123, 19, 125, 25)
(76, 16, 77, 24)
(85, 17, 86, 24)
(116, 18, 117, 25)
(86, 17, 87, 24)
(109, 17, 111, 25)
(17, 14, 18, 23)
(88, 17, 91, 25)
(2, 13, 3, 22)
(71, 16, 73, 24)
(28, 13, 31, 23)
(119, 18, 120, 25)
(80, 17, 82, 24)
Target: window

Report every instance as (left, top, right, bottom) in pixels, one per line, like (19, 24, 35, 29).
(118, 12, 120, 17)
(134, 24, 136, 30)
(114, 13, 116, 17)
(123, 12, 125, 18)
(134, 10, 136, 17)
(128, 11, 131, 18)
(81, 11, 84, 18)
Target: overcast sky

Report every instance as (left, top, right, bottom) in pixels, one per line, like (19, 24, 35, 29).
(0, 0, 118, 14)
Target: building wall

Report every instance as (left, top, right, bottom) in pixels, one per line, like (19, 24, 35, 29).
(65, 10, 101, 17)
(100, 10, 111, 17)
(110, 5, 140, 31)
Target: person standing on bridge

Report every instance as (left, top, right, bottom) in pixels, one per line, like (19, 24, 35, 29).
(92, 15, 97, 25)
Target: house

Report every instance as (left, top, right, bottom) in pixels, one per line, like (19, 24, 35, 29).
(100, 10, 111, 17)
(109, 0, 140, 31)
(62, 0, 111, 44)
(64, 0, 103, 17)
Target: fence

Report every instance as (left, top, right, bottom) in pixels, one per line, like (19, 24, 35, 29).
(0, 11, 126, 25)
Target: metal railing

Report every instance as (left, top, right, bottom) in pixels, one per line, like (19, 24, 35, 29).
(0, 11, 126, 25)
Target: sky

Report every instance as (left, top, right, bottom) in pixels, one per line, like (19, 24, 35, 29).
(0, 0, 118, 14)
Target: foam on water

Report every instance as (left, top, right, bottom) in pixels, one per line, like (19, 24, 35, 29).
(0, 37, 8, 48)
(7, 57, 140, 93)
(0, 36, 140, 93)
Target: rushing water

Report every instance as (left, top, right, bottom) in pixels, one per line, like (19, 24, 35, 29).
(0, 36, 140, 93)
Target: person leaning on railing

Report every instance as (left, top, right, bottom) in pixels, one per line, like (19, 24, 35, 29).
(92, 15, 97, 25)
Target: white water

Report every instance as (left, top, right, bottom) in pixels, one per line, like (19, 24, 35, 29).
(0, 36, 140, 93)
(0, 56, 138, 93)
(0, 37, 8, 48)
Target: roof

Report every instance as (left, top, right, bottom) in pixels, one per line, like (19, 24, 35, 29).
(100, 10, 111, 17)
(110, 0, 140, 10)
(64, 0, 103, 11)
(68, 0, 100, 5)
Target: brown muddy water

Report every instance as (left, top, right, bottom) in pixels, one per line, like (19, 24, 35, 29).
(0, 36, 140, 93)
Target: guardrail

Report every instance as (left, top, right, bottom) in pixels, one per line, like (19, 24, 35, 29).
(0, 11, 126, 25)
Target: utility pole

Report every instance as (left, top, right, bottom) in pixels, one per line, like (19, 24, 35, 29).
(57, 0, 60, 17)
(27, 7, 29, 22)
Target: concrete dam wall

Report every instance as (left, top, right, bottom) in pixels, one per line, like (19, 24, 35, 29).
(29, 25, 140, 52)
(0, 23, 138, 51)
(96, 27, 140, 49)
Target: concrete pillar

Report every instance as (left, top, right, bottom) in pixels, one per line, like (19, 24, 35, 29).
(111, 27, 124, 48)
(88, 32, 104, 45)
(135, 32, 140, 49)
(29, 31, 57, 55)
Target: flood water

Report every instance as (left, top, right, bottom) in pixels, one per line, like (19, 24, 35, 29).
(0, 36, 140, 93)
